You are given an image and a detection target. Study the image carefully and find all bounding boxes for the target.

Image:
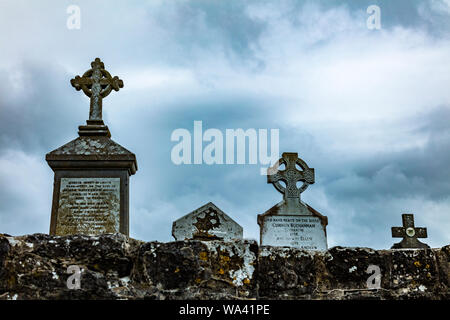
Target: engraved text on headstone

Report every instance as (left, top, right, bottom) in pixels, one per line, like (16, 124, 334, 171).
(261, 216, 327, 250)
(56, 178, 120, 235)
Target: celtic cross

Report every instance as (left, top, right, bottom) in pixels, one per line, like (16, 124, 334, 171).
(70, 58, 123, 121)
(267, 152, 315, 201)
(391, 214, 429, 249)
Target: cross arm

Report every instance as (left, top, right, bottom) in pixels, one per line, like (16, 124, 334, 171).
(391, 227, 404, 238)
(98, 76, 123, 90)
(99, 76, 124, 98)
(294, 169, 315, 184)
(70, 76, 94, 97)
(401, 214, 415, 228)
(267, 171, 285, 184)
(414, 227, 428, 238)
(71, 76, 93, 88)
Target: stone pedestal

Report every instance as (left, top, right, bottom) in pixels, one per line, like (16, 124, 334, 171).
(172, 202, 243, 241)
(46, 121, 137, 236)
(258, 200, 328, 250)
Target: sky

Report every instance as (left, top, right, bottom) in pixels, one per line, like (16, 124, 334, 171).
(0, 0, 449, 249)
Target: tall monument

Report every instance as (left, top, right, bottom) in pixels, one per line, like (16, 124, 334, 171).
(46, 58, 137, 236)
(258, 152, 328, 250)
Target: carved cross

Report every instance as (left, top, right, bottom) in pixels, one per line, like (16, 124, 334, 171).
(70, 58, 123, 121)
(391, 214, 429, 249)
(267, 152, 315, 201)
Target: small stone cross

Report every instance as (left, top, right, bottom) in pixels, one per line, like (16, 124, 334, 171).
(267, 152, 315, 201)
(391, 214, 430, 249)
(71, 58, 123, 121)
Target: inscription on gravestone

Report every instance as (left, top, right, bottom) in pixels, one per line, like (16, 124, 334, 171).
(56, 178, 120, 235)
(172, 202, 243, 241)
(261, 216, 326, 250)
(258, 152, 328, 250)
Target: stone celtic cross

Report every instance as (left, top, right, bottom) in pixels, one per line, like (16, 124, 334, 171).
(260, 152, 327, 249)
(391, 214, 429, 249)
(71, 58, 123, 121)
(267, 152, 315, 201)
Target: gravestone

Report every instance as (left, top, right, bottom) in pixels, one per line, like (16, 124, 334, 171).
(46, 58, 137, 236)
(257, 152, 328, 250)
(391, 214, 430, 249)
(172, 202, 243, 241)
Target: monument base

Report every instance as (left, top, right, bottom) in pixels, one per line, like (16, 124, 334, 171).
(46, 134, 137, 237)
(258, 200, 328, 251)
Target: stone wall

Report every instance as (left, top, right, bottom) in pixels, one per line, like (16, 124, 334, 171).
(0, 233, 448, 300)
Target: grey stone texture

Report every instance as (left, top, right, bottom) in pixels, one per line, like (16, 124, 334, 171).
(172, 202, 243, 241)
(0, 233, 448, 300)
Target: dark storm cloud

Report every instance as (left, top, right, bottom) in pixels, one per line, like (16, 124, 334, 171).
(295, 106, 450, 248)
(0, 61, 87, 154)
(324, 107, 450, 202)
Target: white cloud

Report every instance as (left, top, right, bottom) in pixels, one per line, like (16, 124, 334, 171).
(430, 0, 450, 14)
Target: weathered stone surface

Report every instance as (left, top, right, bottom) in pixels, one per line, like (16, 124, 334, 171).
(0, 236, 10, 295)
(0, 233, 142, 299)
(55, 178, 121, 235)
(436, 245, 450, 295)
(258, 246, 318, 299)
(259, 245, 449, 300)
(0, 234, 448, 300)
(46, 136, 137, 160)
(71, 58, 123, 122)
(172, 202, 243, 241)
(133, 239, 257, 299)
(321, 247, 387, 292)
(387, 248, 443, 298)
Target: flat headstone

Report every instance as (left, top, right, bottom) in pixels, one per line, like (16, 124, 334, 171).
(260, 215, 327, 250)
(172, 202, 243, 241)
(257, 152, 328, 250)
(46, 58, 137, 236)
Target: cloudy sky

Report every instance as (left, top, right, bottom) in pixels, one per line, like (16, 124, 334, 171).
(0, 0, 449, 249)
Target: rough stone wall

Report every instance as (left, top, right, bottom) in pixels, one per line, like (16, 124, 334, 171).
(0, 233, 448, 300)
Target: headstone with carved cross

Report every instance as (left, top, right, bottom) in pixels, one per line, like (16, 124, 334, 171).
(172, 202, 243, 241)
(46, 58, 137, 236)
(257, 152, 328, 250)
(391, 214, 430, 249)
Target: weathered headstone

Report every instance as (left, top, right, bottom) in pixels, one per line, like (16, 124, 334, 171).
(257, 152, 328, 250)
(46, 58, 137, 236)
(172, 202, 243, 241)
(391, 214, 430, 249)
